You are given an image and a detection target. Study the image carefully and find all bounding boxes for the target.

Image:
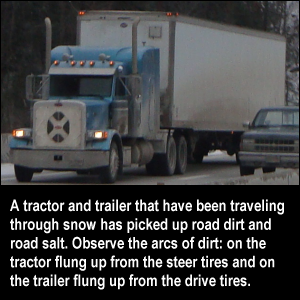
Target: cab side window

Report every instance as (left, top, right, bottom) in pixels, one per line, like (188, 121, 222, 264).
(115, 77, 126, 98)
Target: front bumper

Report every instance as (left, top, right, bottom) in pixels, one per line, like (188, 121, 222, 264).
(239, 151, 299, 168)
(11, 149, 110, 171)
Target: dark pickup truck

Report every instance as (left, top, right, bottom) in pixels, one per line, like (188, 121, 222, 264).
(239, 106, 299, 176)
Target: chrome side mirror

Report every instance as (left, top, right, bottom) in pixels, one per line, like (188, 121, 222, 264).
(243, 121, 251, 129)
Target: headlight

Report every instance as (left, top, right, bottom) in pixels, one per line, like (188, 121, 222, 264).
(87, 130, 108, 140)
(12, 128, 32, 139)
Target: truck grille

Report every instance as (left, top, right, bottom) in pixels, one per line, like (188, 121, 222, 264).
(255, 139, 295, 153)
(33, 100, 86, 149)
(47, 112, 70, 143)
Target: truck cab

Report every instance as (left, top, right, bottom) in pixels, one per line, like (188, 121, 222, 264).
(239, 106, 299, 176)
(10, 45, 161, 183)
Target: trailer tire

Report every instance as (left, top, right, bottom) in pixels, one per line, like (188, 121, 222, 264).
(14, 165, 34, 182)
(240, 166, 255, 176)
(174, 135, 187, 174)
(100, 141, 120, 183)
(160, 136, 177, 176)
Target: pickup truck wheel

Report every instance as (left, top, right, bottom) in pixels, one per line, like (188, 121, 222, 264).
(100, 141, 119, 183)
(240, 166, 255, 176)
(160, 136, 177, 176)
(14, 165, 34, 182)
(263, 167, 276, 173)
(175, 135, 187, 174)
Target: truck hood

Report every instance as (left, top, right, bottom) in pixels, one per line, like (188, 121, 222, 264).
(47, 98, 110, 130)
(243, 127, 299, 140)
(83, 100, 110, 130)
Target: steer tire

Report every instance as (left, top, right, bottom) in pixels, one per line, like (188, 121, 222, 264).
(14, 165, 34, 182)
(100, 141, 120, 184)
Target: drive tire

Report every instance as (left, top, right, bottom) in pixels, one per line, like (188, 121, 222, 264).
(174, 135, 187, 175)
(160, 136, 177, 176)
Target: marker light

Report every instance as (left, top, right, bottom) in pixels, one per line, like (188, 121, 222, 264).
(90, 61, 95, 67)
(80, 61, 85, 66)
(166, 12, 173, 16)
(79, 11, 85, 16)
(71, 61, 77, 66)
(54, 60, 60, 66)
(109, 61, 115, 66)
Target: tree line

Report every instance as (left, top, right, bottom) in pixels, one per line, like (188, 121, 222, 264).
(1, 1, 298, 132)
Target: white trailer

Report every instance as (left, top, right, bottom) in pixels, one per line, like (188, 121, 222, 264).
(78, 11, 286, 131)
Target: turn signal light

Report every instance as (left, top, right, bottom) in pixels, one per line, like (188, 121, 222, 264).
(94, 131, 108, 139)
(12, 129, 32, 138)
(87, 130, 108, 140)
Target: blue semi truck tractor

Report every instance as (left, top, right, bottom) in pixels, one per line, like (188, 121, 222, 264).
(10, 11, 286, 183)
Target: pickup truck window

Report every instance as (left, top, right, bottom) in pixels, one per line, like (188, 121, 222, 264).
(50, 75, 113, 98)
(253, 110, 299, 127)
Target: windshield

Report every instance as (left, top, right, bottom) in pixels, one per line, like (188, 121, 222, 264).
(253, 109, 299, 127)
(50, 75, 113, 98)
